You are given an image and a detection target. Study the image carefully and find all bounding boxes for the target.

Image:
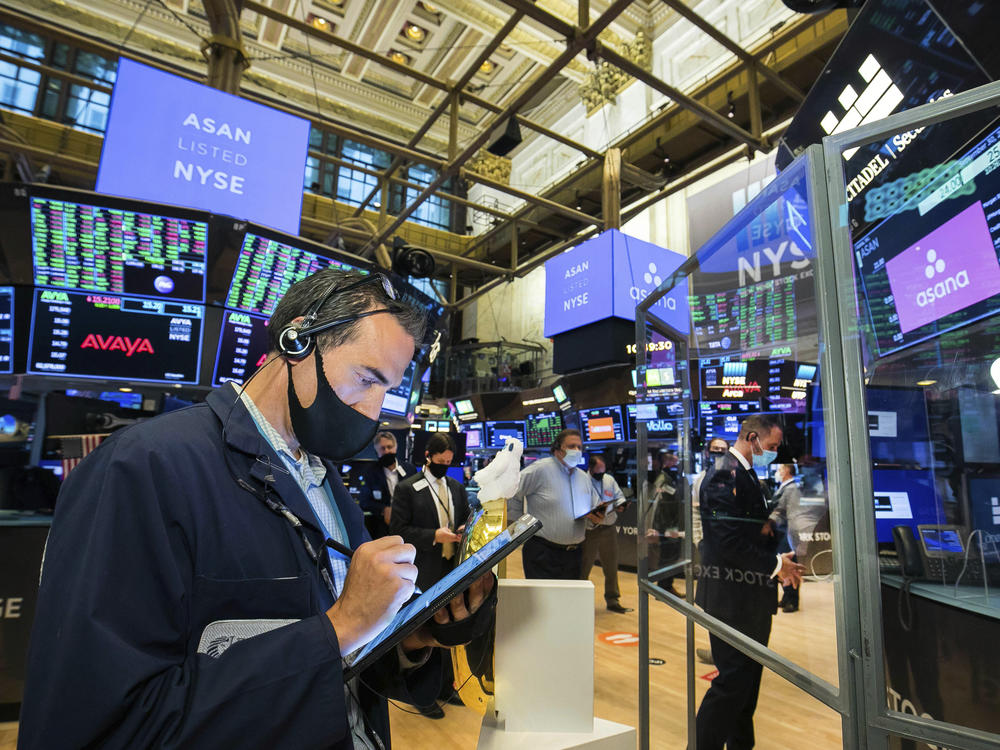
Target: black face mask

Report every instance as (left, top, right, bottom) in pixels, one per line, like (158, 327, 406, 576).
(286, 353, 378, 462)
(708, 450, 726, 457)
(591, 471, 605, 483)
(427, 462, 449, 479)
(378, 452, 397, 468)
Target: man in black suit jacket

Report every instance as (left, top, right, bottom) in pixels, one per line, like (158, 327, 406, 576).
(695, 415, 804, 750)
(358, 431, 416, 538)
(390, 432, 471, 718)
(390, 432, 470, 591)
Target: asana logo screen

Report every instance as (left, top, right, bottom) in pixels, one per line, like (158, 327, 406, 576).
(885, 202, 1000, 334)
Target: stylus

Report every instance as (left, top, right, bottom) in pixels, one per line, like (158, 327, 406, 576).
(324, 538, 423, 594)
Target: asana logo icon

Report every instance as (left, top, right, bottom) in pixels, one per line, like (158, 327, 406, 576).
(820, 54, 904, 160)
(885, 202, 1000, 334)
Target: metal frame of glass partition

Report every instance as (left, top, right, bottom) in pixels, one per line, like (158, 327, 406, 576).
(821, 79, 1000, 750)
(635, 80, 1000, 750)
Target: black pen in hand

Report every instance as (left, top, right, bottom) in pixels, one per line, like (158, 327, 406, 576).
(324, 538, 423, 595)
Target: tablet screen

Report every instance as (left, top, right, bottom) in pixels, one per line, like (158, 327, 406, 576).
(345, 514, 542, 678)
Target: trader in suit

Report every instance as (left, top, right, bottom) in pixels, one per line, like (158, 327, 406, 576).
(695, 415, 804, 750)
(358, 431, 416, 538)
(767, 463, 806, 612)
(390, 432, 471, 719)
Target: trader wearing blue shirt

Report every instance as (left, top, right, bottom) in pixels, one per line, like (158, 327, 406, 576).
(509, 428, 602, 579)
(18, 269, 494, 750)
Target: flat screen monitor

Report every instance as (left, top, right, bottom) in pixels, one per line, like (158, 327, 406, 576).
(579, 405, 625, 443)
(97, 59, 310, 236)
(0, 286, 12, 374)
(853, 121, 1000, 358)
(30, 193, 208, 302)
(776, 0, 994, 237)
(212, 310, 270, 385)
(968, 476, 1000, 559)
(27, 289, 203, 384)
(699, 400, 759, 441)
(525, 411, 564, 450)
(688, 157, 816, 358)
(872, 468, 940, 543)
(866, 387, 931, 467)
(382, 360, 416, 416)
(460, 422, 484, 450)
(485, 420, 525, 449)
(626, 403, 680, 441)
(225, 228, 366, 316)
(454, 398, 475, 415)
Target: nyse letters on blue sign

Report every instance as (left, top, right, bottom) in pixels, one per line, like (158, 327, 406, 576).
(97, 59, 309, 235)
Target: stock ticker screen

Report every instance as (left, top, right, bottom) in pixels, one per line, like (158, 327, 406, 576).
(30, 195, 208, 302)
(212, 310, 270, 385)
(28, 289, 204, 383)
(854, 122, 1000, 358)
(226, 232, 364, 316)
(0, 287, 12, 374)
(688, 164, 816, 359)
(525, 411, 564, 449)
(699, 400, 758, 440)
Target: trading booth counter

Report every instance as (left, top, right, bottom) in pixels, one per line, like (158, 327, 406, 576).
(880, 576, 1000, 736)
(0, 512, 50, 721)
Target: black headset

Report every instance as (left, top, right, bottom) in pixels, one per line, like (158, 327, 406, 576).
(276, 273, 399, 360)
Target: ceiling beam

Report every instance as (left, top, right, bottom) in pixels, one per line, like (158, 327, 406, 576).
(460, 168, 602, 226)
(352, 9, 527, 216)
(450, 146, 751, 311)
(242, 1, 597, 160)
(658, 0, 804, 102)
(491, 0, 766, 151)
(359, 0, 637, 255)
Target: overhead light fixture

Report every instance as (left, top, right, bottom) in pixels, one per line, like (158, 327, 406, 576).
(404, 23, 426, 42)
(388, 50, 410, 66)
(421, 2, 440, 12)
(310, 15, 332, 31)
(119, 387, 133, 392)
(485, 117, 522, 156)
(480, 59, 495, 75)
(726, 91, 735, 119)
(916, 380, 937, 386)
(574, 191, 582, 211)
(991, 356, 1000, 394)
(655, 137, 670, 164)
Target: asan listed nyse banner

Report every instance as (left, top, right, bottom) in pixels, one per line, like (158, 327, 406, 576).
(97, 59, 310, 235)
(30, 290, 203, 383)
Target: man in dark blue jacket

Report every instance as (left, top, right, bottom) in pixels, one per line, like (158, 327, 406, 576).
(18, 269, 494, 749)
(358, 431, 417, 538)
(694, 415, 804, 750)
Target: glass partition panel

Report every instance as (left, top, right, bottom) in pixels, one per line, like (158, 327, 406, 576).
(677, 151, 838, 685)
(834, 101, 1000, 743)
(637, 146, 844, 750)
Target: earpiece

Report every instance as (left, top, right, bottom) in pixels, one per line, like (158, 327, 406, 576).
(276, 285, 334, 360)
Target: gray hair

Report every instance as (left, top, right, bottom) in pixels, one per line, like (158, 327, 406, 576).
(268, 268, 427, 355)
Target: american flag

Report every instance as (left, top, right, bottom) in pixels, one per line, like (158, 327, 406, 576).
(61, 434, 107, 478)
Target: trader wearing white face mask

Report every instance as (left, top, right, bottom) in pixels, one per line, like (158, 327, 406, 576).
(508, 429, 603, 579)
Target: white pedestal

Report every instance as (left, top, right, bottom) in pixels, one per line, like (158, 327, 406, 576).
(493, 578, 595, 733)
(477, 715, 637, 750)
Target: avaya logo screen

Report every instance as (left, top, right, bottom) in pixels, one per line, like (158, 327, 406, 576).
(28, 289, 203, 383)
(855, 122, 1000, 356)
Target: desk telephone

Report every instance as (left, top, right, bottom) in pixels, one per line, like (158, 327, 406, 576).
(890, 524, 987, 585)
